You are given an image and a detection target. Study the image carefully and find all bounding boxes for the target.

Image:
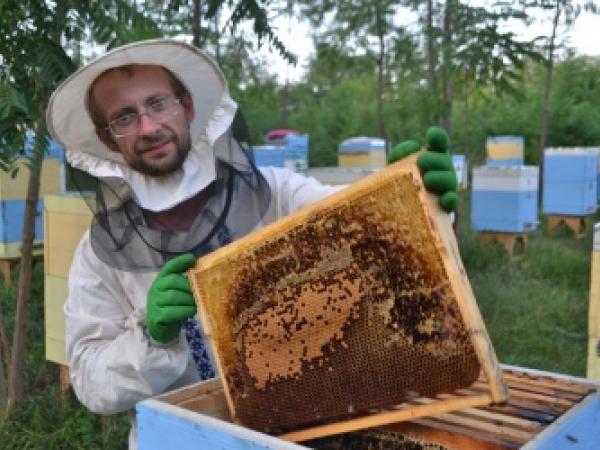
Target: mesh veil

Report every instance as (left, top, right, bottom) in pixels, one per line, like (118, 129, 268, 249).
(69, 110, 271, 272)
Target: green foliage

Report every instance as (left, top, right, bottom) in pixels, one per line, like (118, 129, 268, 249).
(0, 1, 162, 170)
(88, 1, 162, 48)
(222, 0, 297, 64)
(450, 55, 600, 164)
(547, 55, 600, 146)
(288, 76, 381, 166)
(146, 0, 297, 63)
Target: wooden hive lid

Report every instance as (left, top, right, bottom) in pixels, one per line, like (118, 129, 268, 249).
(188, 153, 507, 441)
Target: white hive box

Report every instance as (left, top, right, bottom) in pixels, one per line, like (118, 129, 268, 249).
(471, 165, 539, 233)
(305, 167, 382, 186)
(452, 154, 468, 189)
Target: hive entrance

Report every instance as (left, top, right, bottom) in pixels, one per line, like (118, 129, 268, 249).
(190, 154, 506, 440)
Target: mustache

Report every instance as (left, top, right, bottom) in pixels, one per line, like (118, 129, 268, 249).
(135, 132, 173, 152)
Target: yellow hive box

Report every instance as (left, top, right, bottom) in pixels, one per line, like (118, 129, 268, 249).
(44, 193, 94, 365)
(0, 242, 43, 260)
(486, 136, 524, 161)
(45, 274, 69, 365)
(337, 152, 386, 168)
(0, 158, 63, 201)
(588, 337, 600, 381)
(189, 153, 507, 441)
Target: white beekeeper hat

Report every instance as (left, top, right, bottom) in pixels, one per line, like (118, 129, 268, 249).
(46, 39, 238, 212)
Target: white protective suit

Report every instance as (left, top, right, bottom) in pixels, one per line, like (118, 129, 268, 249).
(65, 166, 341, 448)
(44, 39, 344, 449)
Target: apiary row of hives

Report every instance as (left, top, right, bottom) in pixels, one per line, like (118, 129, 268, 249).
(0, 138, 95, 368)
(471, 147, 600, 235)
(310, 136, 598, 236)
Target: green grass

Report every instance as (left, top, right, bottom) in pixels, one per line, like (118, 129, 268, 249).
(0, 264, 129, 449)
(0, 192, 597, 446)
(457, 190, 596, 376)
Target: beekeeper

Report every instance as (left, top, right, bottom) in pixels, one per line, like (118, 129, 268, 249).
(46, 39, 457, 448)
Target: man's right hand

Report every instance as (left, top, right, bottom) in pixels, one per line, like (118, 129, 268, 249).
(146, 253, 197, 343)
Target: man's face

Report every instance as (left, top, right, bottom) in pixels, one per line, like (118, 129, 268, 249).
(91, 65, 194, 176)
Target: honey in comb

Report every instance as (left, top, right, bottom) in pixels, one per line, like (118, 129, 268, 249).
(194, 171, 481, 434)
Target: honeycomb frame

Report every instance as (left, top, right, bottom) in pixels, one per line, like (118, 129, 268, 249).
(189, 153, 508, 442)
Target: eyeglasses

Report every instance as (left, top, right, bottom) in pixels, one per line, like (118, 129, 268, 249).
(106, 96, 183, 138)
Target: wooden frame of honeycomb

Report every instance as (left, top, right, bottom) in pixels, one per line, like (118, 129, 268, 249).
(189, 153, 508, 442)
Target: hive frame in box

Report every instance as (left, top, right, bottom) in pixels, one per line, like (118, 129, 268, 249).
(137, 365, 600, 449)
(189, 153, 508, 442)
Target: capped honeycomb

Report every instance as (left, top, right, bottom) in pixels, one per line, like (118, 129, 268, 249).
(190, 156, 503, 436)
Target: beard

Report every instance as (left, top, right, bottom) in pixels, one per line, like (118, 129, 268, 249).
(129, 128, 191, 177)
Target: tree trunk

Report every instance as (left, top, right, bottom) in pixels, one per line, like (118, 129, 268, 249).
(213, 12, 221, 62)
(193, 0, 202, 48)
(281, 3, 293, 128)
(426, 0, 439, 124)
(0, 352, 6, 421)
(0, 299, 9, 373)
(4, 0, 62, 417)
(7, 147, 43, 409)
(463, 71, 469, 154)
(539, 1, 560, 165)
(442, 0, 454, 136)
(375, 6, 388, 155)
(0, 295, 7, 420)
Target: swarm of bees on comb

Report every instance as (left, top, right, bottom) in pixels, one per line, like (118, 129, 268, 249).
(191, 160, 484, 434)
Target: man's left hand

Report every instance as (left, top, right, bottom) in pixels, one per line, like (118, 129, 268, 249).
(387, 126, 458, 213)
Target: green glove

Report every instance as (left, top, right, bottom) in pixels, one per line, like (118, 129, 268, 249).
(388, 126, 458, 212)
(146, 253, 197, 343)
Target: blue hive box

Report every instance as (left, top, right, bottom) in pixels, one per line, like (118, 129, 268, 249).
(24, 133, 65, 162)
(543, 148, 598, 216)
(136, 369, 600, 450)
(471, 166, 539, 233)
(284, 134, 309, 173)
(253, 135, 309, 173)
(252, 145, 287, 169)
(486, 158, 524, 167)
(0, 200, 44, 244)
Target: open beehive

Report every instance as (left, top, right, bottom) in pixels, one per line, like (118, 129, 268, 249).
(189, 153, 508, 440)
(139, 365, 600, 449)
